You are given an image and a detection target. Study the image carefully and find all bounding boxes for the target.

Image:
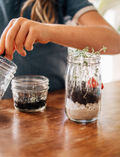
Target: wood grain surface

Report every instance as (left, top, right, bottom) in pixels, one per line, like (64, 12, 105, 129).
(0, 81, 120, 157)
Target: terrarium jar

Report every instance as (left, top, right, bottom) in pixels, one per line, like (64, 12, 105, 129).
(0, 56, 17, 100)
(65, 50, 102, 123)
(11, 75, 49, 112)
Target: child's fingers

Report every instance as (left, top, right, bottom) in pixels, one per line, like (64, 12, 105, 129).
(5, 19, 24, 59)
(0, 19, 16, 57)
(24, 28, 35, 51)
(14, 22, 29, 56)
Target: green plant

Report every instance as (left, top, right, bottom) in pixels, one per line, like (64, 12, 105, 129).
(69, 46, 107, 57)
(69, 46, 107, 81)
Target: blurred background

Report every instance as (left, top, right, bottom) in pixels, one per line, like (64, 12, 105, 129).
(89, 0, 120, 83)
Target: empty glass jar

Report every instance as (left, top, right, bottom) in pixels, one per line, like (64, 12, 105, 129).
(0, 56, 17, 100)
(11, 75, 49, 112)
(65, 49, 102, 123)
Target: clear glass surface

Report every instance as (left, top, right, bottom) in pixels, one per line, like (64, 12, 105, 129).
(11, 75, 49, 112)
(0, 56, 17, 100)
(65, 53, 101, 123)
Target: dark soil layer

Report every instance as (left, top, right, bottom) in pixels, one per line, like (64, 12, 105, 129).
(14, 100, 46, 110)
(68, 81, 100, 105)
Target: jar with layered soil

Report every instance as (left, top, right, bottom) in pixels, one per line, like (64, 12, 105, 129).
(11, 75, 49, 112)
(65, 48, 103, 123)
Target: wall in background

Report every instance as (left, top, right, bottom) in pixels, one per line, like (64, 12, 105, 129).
(93, 0, 120, 83)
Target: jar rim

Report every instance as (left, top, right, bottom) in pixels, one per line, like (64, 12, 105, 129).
(0, 56, 17, 72)
(68, 52, 101, 64)
(11, 75, 49, 86)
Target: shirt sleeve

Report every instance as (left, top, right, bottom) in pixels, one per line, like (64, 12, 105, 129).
(64, 0, 96, 25)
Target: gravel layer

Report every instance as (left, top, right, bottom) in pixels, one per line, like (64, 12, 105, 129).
(66, 98, 100, 120)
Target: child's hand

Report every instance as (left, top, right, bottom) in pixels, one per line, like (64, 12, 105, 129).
(0, 17, 49, 60)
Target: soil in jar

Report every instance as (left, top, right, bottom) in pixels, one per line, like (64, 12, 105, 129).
(66, 81, 101, 121)
(14, 99, 46, 110)
(68, 81, 100, 104)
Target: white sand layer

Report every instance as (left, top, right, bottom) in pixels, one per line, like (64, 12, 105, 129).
(66, 98, 100, 120)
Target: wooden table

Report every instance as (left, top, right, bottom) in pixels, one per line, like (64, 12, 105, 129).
(0, 81, 120, 157)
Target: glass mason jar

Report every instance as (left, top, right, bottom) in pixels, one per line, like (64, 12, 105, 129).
(0, 56, 17, 100)
(11, 75, 49, 112)
(65, 50, 102, 123)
